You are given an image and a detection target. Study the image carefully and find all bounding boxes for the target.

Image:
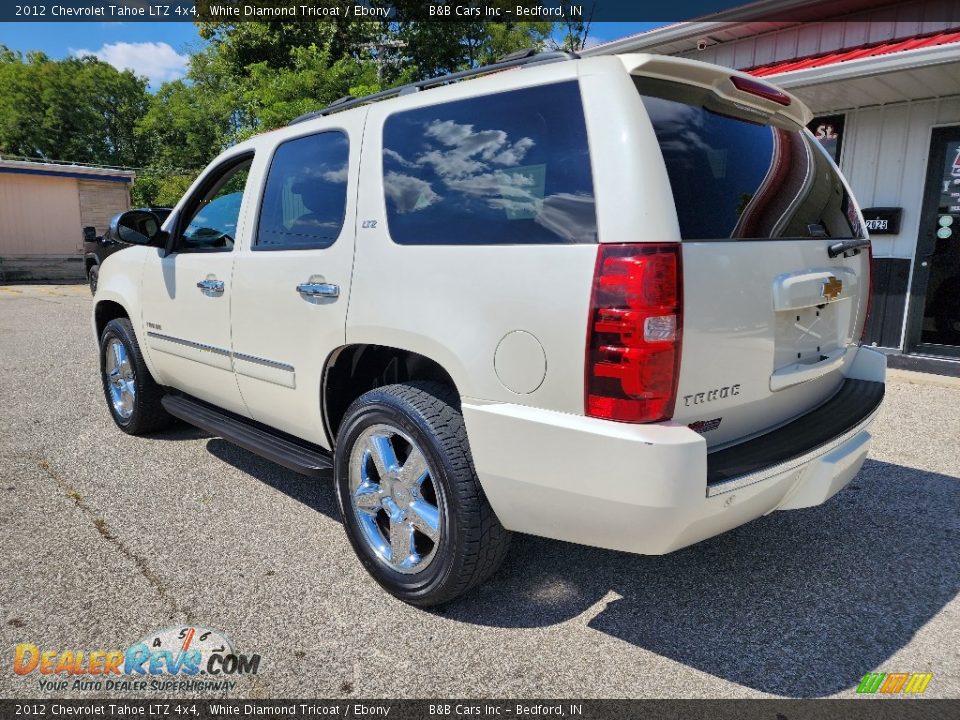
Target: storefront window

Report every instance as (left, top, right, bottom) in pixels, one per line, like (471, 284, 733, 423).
(809, 114, 845, 164)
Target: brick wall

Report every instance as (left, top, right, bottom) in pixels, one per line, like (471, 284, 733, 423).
(78, 180, 131, 237)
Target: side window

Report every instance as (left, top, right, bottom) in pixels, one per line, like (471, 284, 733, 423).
(179, 157, 252, 253)
(257, 131, 350, 250)
(382, 81, 596, 245)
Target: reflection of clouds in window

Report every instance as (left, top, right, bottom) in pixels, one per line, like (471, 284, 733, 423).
(446, 168, 536, 198)
(287, 163, 345, 185)
(645, 98, 726, 171)
(423, 119, 474, 146)
(423, 120, 535, 170)
(418, 124, 534, 180)
(382, 81, 596, 245)
(491, 137, 535, 167)
(257, 131, 349, 248)
(535, 193, 597, 243)
(447, 166, 544, 219)
(290, 218, 341, 231)
(418, 149, 485, 179)
(385, 118, 538, 212)
(321, 165, 348, 183)
(643, 99, 704, 134)
(384, 171, 440, 214)
(384, 148, 415, 168)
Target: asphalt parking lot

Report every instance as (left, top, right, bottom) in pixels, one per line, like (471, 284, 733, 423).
(1, 283, 958, 700)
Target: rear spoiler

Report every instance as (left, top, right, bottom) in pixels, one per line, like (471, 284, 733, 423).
(615, 54, 812, 126)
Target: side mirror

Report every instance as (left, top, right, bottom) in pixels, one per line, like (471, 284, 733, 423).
(82, 226, 97, 242)
(112, 210, 164, 246)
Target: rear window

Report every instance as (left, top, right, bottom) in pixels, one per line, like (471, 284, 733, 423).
(636, 78, 864, 241)
(382, 81, 597, 245)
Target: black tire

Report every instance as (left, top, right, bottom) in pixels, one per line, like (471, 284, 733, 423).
(99, 317, 172, 435)
(334, 382, 511, 607)
(88, 265, 99, 295)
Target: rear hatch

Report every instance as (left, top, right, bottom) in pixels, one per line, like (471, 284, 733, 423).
(631, 64, 870, 448)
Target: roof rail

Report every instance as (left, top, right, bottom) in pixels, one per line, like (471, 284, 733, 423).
(289, 49, 579, 125)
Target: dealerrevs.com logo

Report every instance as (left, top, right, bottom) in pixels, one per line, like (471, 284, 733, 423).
(13, 626, 261, 692)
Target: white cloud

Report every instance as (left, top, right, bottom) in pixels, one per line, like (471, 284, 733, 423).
(384, 172, 440, 214)
(70, 41, 188, 87)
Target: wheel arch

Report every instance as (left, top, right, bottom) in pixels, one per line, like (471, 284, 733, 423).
(94, 299, 130, 339)
(322, 344, 461, 445)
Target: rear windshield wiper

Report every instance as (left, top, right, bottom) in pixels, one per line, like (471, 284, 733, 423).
(827, 238, 870, 258)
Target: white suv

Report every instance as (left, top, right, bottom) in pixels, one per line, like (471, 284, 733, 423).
(93, 50, 885, 606)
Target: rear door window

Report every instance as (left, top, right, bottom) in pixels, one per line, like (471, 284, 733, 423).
(636, 78, 864, 241)
(382, 81, 596, 245)
(257, 131, 349, 250)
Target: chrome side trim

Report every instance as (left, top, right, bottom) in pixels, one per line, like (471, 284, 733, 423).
(233, 352, 295, 373)
(147, 331, 231, 357)
(147, 332, 295, 375)
(705, 405, 881, 498)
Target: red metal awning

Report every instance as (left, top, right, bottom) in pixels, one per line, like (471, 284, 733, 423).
(748, 30, 960, 77)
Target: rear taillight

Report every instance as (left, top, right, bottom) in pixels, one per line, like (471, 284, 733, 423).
(585, 243, 683, 423)
(860, 241, 874, 344)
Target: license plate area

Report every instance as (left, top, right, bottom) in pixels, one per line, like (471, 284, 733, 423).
(769, 267, 858, 390)
(774, 304, 843, 369)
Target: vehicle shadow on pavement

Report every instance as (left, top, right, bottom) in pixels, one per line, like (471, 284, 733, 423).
(205, 438, 341, 521)
(143, 421, 212, 442)
(442, 459, 960, 697)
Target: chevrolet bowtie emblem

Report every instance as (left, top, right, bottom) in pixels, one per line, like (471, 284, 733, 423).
(821, 276, 843, 301)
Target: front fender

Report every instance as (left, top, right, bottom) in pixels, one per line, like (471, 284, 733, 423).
(91, 246, 154, 374)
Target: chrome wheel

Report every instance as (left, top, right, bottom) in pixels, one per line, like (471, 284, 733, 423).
(105, 338, 135, 420)
(348, 424, 445, 574)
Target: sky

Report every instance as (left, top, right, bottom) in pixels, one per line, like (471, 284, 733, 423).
(0, 21, 665, 89)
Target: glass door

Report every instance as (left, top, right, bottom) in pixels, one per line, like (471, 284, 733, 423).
(907, 126, 960, 358)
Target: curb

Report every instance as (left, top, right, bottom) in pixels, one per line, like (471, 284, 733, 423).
(887, 368, 960, 389)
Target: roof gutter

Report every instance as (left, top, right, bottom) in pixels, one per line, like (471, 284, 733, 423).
(581, 0, 844, 56)
(581, 21, 732, 56)
(764, 41, 960, 87)
(0, 158, 136, 181)
(581, 0, 906, 57)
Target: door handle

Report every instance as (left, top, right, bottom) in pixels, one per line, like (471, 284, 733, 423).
(297, 282, 339, 298)
(197, 279, 224, 292)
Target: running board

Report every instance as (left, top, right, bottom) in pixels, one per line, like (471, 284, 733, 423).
(161, 395, 333, 477)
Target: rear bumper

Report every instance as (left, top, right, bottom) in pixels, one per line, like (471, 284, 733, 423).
(462, 347, 885, 555)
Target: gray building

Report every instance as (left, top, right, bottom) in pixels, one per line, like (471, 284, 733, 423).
(586, 0, 960, 370)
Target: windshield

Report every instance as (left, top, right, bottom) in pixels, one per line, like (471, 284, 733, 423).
(636, 78, 864, 242)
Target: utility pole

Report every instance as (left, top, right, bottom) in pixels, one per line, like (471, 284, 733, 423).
(360, 38, 408, 82)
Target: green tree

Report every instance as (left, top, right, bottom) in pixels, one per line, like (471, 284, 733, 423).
(196, 3, 382, 75)
(389, 21, 552, 80)
(553, 2, 596, 52)
(128, 19, 557, 203)
(0, 47, 149, 166)
(136, 49, 241, 172)
(241, 45, 382, 132)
